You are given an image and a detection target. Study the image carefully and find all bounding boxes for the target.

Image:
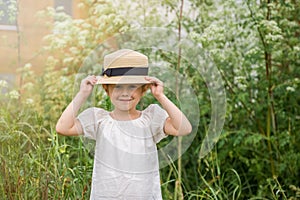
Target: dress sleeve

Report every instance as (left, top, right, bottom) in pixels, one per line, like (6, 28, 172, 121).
(149, 104, 169, 143)
(77, 107, 105, 140)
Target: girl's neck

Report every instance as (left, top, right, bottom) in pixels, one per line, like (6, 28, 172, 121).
(110, 109, 141, 121)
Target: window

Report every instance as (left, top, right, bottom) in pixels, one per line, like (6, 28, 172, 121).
(0, 0, 17, 26)
(54, 0, 73, 16)
(0, 73, 15, 94)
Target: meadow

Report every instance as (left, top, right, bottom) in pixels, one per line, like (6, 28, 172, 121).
(1, 0, 300, 199)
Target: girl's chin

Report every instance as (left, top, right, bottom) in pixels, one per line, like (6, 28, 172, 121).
(115, 105, 134, 111)
(113, 101, 139, 111)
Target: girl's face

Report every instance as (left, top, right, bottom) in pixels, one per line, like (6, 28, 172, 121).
(105, 84, 147, 112)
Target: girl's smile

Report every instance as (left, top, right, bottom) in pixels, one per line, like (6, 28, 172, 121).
(117, 97, 133, 101)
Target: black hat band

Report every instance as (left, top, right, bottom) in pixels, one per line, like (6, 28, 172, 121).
(102, 67, 148, 77)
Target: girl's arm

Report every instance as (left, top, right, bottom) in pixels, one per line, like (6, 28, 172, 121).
(56, 75, 97, 136)
(145, 77, 192, 136)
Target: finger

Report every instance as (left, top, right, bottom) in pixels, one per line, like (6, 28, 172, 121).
(145, 76, 158, 82)
(145, 77, 163, 86)
(152, 80, 163, 87)
(86, 75, 97, 84)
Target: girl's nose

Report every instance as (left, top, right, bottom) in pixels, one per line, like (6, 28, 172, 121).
(121, 88, 130, 96)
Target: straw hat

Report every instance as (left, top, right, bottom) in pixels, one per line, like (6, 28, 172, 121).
(97, 49, 150, 84)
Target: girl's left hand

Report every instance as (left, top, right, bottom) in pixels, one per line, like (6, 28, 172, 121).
(145, 76, 164, 100)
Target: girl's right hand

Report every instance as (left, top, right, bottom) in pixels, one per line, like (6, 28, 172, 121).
(79, 75, 98, 97)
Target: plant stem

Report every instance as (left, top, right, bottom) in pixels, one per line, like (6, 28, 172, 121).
(175, 0, 184, 199)
(246, 0, 276, 178)
(16, 0, 22, 89)
(265, 0, 276, 177)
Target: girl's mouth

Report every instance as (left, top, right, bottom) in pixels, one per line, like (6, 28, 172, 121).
(118, 99, 132, 102)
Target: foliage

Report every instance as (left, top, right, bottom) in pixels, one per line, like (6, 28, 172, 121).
(37, 0, 128, 75)
(183, 0, 300, 198)
(1, 0, 300, 199)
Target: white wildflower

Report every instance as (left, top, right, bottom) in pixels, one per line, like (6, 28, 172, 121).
(63, 57, 74, 65)
(80, 30, 89, 36)
(237, 83, 247, 91)
(22, 82, 34, 90)
(82, 23, 91, 29)
(253, 89, 258, 98)
(25, 98, 34, 105)
(234, 101, 243, 108)
(234, 76, 244, 85)
(189, 32, 199, 40)
(233, 76, 247, 91)
(114, 18, 123, 26)
(250, 70, 258, 78)
(24, 63, 32, 70)
(265, 33, 284, 42)
(77, 2, 85, 9)
(56, 6, 65, 12)
(251, 65, 259, 69)
(0, 80, 8, 88)
(286, 86, 295, 92)
(7, 90, 20, 99)
(69, 47, 79, 55)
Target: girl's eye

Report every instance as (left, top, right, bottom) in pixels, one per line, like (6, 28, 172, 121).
(114, 85, 122, 89)
(129, 85, 138, 89)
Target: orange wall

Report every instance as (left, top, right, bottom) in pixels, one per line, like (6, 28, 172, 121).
(0, 0, 52, 75)
(0, 0, 86, 82)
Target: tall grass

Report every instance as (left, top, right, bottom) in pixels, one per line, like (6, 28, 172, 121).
(0, 110, 93, 199)
(0, 74, 94, 199)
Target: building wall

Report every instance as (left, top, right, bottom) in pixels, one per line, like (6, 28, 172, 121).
(0, 0, 85, 86)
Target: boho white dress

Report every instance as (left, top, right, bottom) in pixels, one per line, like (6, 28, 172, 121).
(77, 104, 168, 200)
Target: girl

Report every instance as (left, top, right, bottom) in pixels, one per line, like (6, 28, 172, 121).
(56, 49, 192, 199)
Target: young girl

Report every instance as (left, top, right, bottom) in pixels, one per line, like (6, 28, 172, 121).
(56, 49, 192, 199)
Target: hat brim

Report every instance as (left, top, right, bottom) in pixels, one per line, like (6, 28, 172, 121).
(96, 76, 151, 84)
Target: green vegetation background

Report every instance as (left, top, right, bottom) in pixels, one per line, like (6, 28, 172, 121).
(1, 0, 300, 199)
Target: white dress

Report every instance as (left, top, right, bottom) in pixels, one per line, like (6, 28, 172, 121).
(77, 104, 168, 200)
